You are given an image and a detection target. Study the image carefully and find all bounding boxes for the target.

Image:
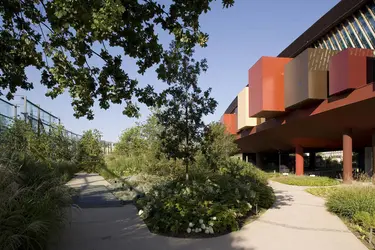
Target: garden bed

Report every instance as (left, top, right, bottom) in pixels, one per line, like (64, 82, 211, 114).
(270, 175, 340, 186)
(135, 163, 275, 238)
(307, 185, 375, 248)
(106, 174, 169, 203)
(104, 160, 276, 238)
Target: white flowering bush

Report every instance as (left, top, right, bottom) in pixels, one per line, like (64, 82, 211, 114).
(137, 170, 275, 236)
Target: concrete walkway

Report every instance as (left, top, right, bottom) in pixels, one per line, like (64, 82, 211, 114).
(67, 173, 123, 208)
(51, 174, 367, 250)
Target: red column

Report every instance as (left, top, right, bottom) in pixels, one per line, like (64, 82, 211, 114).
(295, 145, 304, 176)
(343, 129, 353, 184)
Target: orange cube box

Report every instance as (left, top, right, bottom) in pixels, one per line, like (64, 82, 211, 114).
(248, 57, 292, 118)
(220, 113, 237, 135)
(329, 48, 374, 96)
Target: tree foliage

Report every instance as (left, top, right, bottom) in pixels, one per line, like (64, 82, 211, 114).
(0, 119, 77, 164)
(0, 0, 234, 119)
(157, 42, 217, 179)
(201, 122, 238, 171)
(77, 129, 105, 172)
(115, 113, 161, 156)
(109, 113, 173, 175)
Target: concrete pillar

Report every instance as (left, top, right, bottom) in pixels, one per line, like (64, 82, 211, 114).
(309, 152, 316, 169)
(256, 153, 263, 169)
(295, 145, 304, 176)
(343, 129, 353, 184)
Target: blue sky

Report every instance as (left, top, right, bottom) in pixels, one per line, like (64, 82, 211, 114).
(15, 0, 339, 142)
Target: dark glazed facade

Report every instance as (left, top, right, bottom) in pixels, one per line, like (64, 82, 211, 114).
(284, 48, 339, 110)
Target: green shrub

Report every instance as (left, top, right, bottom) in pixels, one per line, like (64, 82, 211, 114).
(200, 122, 239, 172)
(271, 175, 339, 186)
(0, 120, 78, 165)
(353, 211, 375, 229)
(220, 158, 268, 185)
(0, 161, 72, 250)
(0, 119, 88, 249)
(137, 169, 274, 236)
(326, 186, 375, 218)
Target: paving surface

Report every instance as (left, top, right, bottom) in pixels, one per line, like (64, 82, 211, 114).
(51, 174, 368, 250)
(67, 173, 122, 208)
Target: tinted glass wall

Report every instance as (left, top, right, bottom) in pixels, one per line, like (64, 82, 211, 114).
(313, 2, 375, 50)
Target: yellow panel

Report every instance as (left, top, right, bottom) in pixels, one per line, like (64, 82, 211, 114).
(237, 87, 262, 130)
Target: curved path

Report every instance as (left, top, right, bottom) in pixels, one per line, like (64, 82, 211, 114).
(50, 174, 367, 250)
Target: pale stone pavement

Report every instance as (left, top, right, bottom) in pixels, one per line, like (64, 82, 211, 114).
(50, 173, 367, 250)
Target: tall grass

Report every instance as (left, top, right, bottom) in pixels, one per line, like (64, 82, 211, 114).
(271, 175, 340, 186)
(0, 162, 73, 250)
(0, 121, 80, 250)
(326, 186, 375, 218)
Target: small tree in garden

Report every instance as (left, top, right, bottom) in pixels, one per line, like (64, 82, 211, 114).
(157, 42, 217, 180)
(77, 129, 105, 172)
(201, 122, 239, 171)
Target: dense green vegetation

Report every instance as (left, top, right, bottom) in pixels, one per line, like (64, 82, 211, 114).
(0, 120, 104, 249)
(270, 175, 340, 186)
(327, 187, 375, 218)
(307, 186, 375, 246)
(1, 0, 234, 119)
(105, 114, 275, 237)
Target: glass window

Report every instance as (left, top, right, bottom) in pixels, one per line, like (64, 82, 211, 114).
(339, 25, 354, 48)
(370, 2, 375, 17)
(334, 29, 346, 49)
(358, 12, 375, 48)
(330, 32, 341, 50)
(345, 20, 362, 47)
(364, 5, 375, 31)
(327, 33, 339, 50)
(326, 35, 335, 49)
(322, 39, 331, 50)
(351, 16, 371, 48)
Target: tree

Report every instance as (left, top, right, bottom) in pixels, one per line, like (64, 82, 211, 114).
(0, 0, 234, 119)
(114, 126, 147, 157)
(201, 122, 239, 171)
(157, 42, 217, 180)
(77, 129, 104, 172)
(115, 112, 161, 156)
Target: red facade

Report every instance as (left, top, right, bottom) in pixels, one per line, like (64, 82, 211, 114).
(248, 57, 292, 118)
(221, 114, 237, 135)
(329, 48, 374, 96)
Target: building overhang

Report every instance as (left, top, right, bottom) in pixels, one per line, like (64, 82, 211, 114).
(237, 82, 375, 153)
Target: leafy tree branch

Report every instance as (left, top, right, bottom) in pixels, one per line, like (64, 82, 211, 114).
(1, 0, 234, 119)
